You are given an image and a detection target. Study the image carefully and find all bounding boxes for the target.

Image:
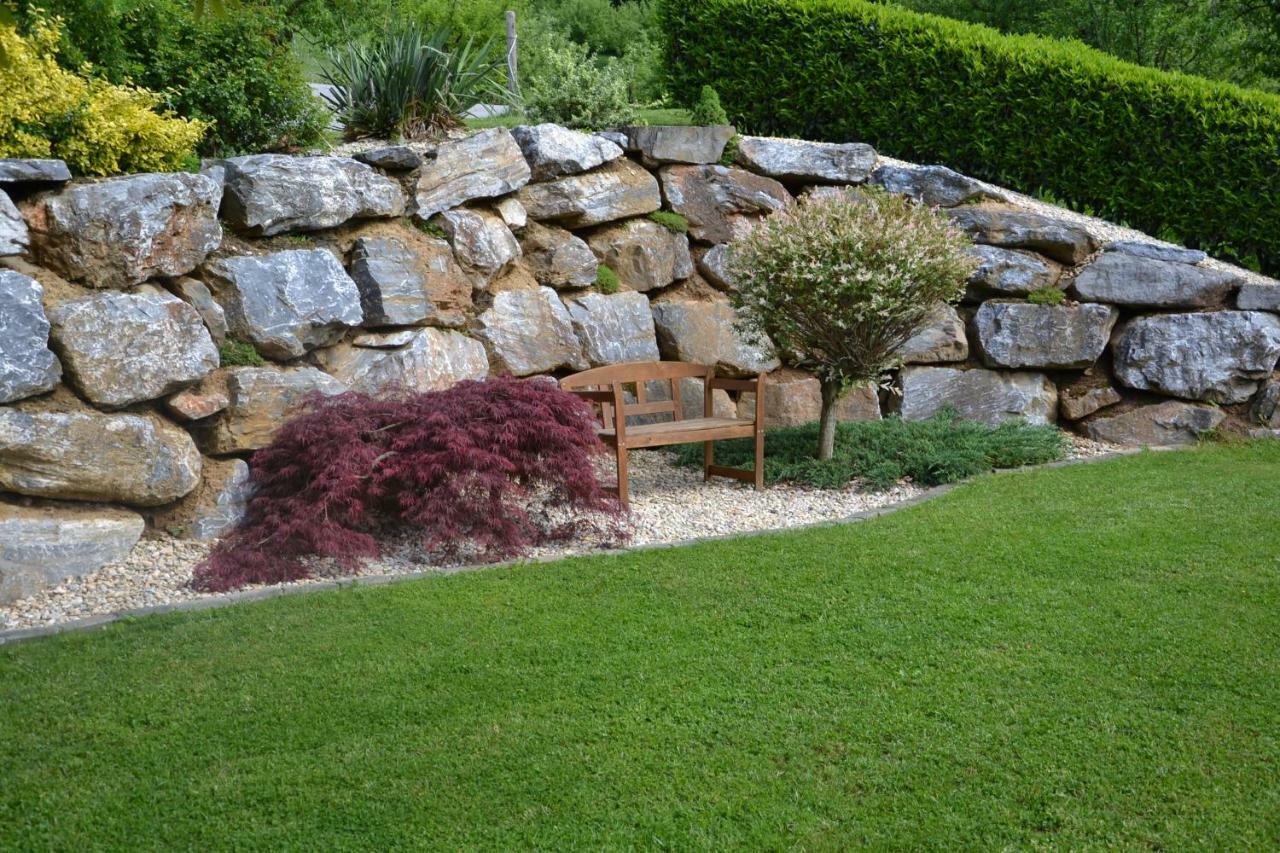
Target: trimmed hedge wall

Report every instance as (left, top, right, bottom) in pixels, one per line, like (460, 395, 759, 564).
(660, 0, 1280, 274)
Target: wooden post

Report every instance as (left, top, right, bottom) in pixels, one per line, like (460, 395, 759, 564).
(505, 11, 519, 100)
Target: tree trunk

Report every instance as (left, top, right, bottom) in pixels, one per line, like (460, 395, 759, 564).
(817, 379, 841, 461)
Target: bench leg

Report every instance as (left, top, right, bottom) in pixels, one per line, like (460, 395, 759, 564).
(703, 440, 714, 482)
(615, 444, 630, 506)
(753, 430, 765, 490)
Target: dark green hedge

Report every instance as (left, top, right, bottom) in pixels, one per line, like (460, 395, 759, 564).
(660, 0, 1280, 274)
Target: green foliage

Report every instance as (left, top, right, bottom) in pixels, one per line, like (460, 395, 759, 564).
(1026, 287, 1066, 305)
(689, 84, 730, 125)
(321, 23, 506, 140)
(218, 339, 266, 367)
(414, 217, 448, 239)
(647, 211, 688, 234)
(660, 0, 1280, 275)
(522, 38, 638, 129)
(672, 409, 1068, 489)
(596, 264, 620, 294)
(719, 133, 741, 166)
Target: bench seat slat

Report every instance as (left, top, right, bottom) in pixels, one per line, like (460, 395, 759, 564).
(598, 417, 756, 449)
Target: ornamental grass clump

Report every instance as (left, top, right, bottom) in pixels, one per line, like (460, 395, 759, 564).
(729, 188, 976, 460)
(193, 378, 622, 592)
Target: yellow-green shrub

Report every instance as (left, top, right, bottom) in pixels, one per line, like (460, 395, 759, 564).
(0, 17, 205, 175)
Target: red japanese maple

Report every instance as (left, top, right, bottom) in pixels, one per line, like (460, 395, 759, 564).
(193, 377, 621, 592)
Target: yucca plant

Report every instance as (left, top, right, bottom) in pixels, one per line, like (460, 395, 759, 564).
(321, 24, 507, 140)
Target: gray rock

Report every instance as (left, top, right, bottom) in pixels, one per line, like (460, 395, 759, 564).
(1057, 379, 1122, 421)
(0, 190, 27, 255)
(964, 245, 1062, 299)
(975, 301, 1118, 370)
(0, 411, 202, 505)
(0, 500, 144, 605)
(870, 164, 1005, 207)
(520, 222, 598, 289)
(658, 164, 792, 244)
(170, 277, 228, 346)
(414, 128, 532, 218)
(28, 172, 222, 288)
(198, 366, 347, 454)
(651, 300, 780, 377)
(203, 249, 363, 360)
(512, 123, 624, 181)
(48, 290, 219, 408)
(352, 329, 418, 348)
(899, 302, 969, 364)
(164, 372, 230, 422)
(595, 131, 629, 150)
(1251, 380, 1280, 429)
(354, 145, 423, 171)
(314, 328, 488, 394)
(565, 291, 660, 366)
(1103, 240, 1206, 265)
(440, 208, 520, 281)
(516, 158, 661, 228)
(624, 125, 736, 167)
(0, 270, 60, 403)
(219, 154, 403, 236)
(1072, 251, 1240, 307)
(477, 287, 586, 375)
(495, 198, 527, 230)
(349, 235, 430, 326)
(586, 218, 693, 292)
(737, 369, 880, 427)
(947, 207, 1098, 265)
(1237, 282, 1280, 312)
(1084, 401, 1224, 446)
(898, 366, 1057, 425)
(0, 159, 71, 186)
(1112, 311, 1280, 404)
(736, 136, 876, 184)
(154, 458, 252, 542)
(695, 243, 741, 291)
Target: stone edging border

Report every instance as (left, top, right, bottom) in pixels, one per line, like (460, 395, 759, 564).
(0, 449, 1146, 646)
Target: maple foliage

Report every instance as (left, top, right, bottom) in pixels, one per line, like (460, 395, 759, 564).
(193, 377, 621, 592)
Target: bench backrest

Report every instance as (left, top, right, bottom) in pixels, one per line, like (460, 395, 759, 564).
(560, 361, 715, 429)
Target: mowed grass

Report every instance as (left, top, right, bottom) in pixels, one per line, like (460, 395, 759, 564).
(3, 444, 1279, 849)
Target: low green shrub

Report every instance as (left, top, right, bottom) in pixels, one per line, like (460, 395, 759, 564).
(647, 211, 689, 234)
(1027, 287, 1067, 305)
(522, 39, 637, 129)
(660, 0, 1280, 274)
(671, 409, 1068, 490)
(688, 84, 730, 125)
(218, 339, 266, 367)
(596, 264, 620, 294)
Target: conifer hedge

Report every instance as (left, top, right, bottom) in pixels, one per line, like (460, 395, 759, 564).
(659, 0, 1280, 274)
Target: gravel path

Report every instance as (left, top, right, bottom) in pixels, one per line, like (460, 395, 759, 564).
(0, 438, 1117, 632)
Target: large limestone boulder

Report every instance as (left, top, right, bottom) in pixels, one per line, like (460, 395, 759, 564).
(737, 369, 880, 427)
(1084, 401, 1224, 446)
(0, 500, 144, 605)
(736, 136, 876, 184)
(898, 366, 1057, 425)
(659, 165, 792, 244)
(219, 154, 403, 236)
(27, 172, 222, 288)
(414, 128, 532, 218)
(1112, 311, 1280, 403)
(565, 291, 660, 366)
(153, 458, 252, 541)
(975, 301, 1118, 370)
(1238, 283, 1280, 312)
(350, 233, 471, 328)
(0, 190, 28, 255)
(1072, 251, 1240, 307)
(1102, 240, 1205, 265)
(586, 218, 693, 292)
(314, 328, 488, 394)
(0, 411, 201, 505)
(695, 243, 741, 291)
(870, 164, 1005, 207)
(203, 249, 363, 360)
(624, 125, 736, 167)
(964, 245, 1062, 299)
(440, 208, 520, 281)
(478, 287, 586, 375)
(512, 123, 624, 181)
(519, 222, 597, 289)
(650, 300, 780, 377)
(898, 303, 968, 364)
(48, 290, 219, 409)
(170, 277, 229, 346)
(0, 270, 60, 404)
(0, 158, 71, 186)
(516, 158, 661, 228)
(947, 207, 1098, 265)
(1251, 380, 1280, 429)
(197, 366, 347, 454)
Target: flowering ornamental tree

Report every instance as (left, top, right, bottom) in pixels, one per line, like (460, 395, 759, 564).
(193, 377, 621, 592)
(728, 188, 976, 460)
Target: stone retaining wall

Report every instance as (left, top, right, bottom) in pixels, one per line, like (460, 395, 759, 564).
(2, 124, 1278, 602)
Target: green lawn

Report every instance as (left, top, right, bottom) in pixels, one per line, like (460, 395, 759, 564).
(3, 444, 1279, 848)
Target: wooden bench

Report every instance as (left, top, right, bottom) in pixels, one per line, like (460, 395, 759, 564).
(560, 361, 765, 505)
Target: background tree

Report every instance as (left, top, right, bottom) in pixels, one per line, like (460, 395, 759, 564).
(728, 190, 976, 461)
